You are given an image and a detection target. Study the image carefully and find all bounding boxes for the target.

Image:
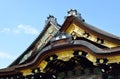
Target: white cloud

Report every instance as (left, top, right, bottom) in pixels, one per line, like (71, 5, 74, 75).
(0, 52, 15, 59)
(16, 24, 39, 34)
(1, 28, 10, 32)
(0, 24, 39, 35)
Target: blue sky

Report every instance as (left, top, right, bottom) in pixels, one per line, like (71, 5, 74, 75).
(0, 0, 120, 68)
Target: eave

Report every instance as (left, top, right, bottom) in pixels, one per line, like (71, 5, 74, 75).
(0, 38, 120, 76)
(60, 15, 120, 44)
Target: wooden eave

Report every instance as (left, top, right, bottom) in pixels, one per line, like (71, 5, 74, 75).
(60, 15, 120, 44)
(1, 39, 120, 76)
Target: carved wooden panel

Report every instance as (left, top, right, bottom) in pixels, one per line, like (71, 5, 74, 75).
(66, 23, 119, 48)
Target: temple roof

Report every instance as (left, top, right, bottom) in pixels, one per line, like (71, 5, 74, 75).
(0, 9, 120, 77)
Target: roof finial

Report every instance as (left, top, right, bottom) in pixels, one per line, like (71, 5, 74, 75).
(67, 9, 85, 22)
(67, 9, 77, 16)
(47, 15, 57, 23)
(45, 15, 59, 26)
